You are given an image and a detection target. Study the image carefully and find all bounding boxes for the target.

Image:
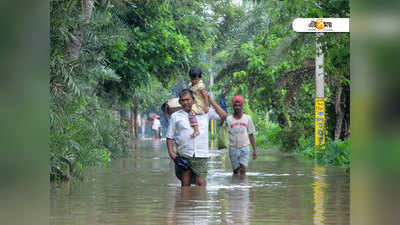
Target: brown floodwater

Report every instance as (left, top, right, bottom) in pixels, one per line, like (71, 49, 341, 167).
(50, 139, 349, 225)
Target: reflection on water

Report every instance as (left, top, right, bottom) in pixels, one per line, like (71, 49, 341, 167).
(50, 140, 349, 225)
(228, 175, 251, 225)
(313, 165, 327, 225)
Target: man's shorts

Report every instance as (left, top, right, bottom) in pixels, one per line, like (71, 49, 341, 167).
(175, 155, 208, 184)
(229, 145, 250, 170)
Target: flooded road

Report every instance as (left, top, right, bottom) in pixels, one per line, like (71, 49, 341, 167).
(50, 139, 349, 225)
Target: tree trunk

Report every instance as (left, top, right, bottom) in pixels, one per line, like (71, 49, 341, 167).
(66, 0, 94, 60)
(82, 0, 94, 24)
(334, 86, 345, 141)
(343, 118, 350, 141)
(132, 106, 139, 138)
(119, 108, 128, 152)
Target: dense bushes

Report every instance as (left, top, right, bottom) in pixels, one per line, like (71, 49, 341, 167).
(50, 0, 212, 180)
(296, 137, 350, 170)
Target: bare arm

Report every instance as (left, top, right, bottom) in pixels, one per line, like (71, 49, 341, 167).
(248, 133, 257, 159)
(200, 89, 209, 113)
(167, 138, 177, 159)
(208, 94, 227, 120)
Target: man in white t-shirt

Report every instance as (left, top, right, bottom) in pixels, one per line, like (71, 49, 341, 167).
(152, 116, 161, 139)
(226, 95, 257, 176)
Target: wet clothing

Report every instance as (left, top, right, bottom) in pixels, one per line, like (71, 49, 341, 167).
(175, 155, 208, 184)
(167, 108, 220, 158)
(189, 80, 207, 115)
(226, 114, 255, 148)
(227, 114, 255, 171)
(229, 145, 250, 170)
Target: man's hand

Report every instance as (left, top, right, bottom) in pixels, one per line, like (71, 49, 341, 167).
(167, 138, 177, 159)
(249, 134, 257, 159)
(169, 151, 177, 160)
(201, 89, 209, 97)
(252, 150, 257, 160)
(208, 93, 227, 120)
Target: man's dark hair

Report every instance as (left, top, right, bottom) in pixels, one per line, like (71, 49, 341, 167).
(189, 66, 202, 79)
(179, 88, 195, 100)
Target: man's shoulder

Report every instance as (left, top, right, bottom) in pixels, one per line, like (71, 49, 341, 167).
(171, 109, 185, 119)
(244, 114, 253, 120)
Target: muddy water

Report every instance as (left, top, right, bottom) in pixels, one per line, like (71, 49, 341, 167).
(50, 139, 349, 225)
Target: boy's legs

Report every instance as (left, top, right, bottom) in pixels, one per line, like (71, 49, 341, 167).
(188, 110, 200, 137)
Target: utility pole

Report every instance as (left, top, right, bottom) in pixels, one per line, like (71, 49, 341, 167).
(315, 33, 325, 148)
(209, 64, 215, 138)
(292, 17, 350, 149)
(209, 48, 216, 146)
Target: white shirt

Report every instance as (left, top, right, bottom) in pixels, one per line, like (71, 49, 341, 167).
(152, 118, 161, 130)
(166, 108, 221, 158)
(226, 114, 255, 148)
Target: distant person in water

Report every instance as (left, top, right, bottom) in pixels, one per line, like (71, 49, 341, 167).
(226, 96, 257, 176)
(188, 66, 209, 138)
(152, 115, 161, 139)
(166, 89, 226, 186)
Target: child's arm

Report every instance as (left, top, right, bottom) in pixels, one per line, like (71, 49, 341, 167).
(200, 89, 209, 113)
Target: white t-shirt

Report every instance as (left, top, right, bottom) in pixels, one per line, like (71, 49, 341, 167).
(152, 118, 161, 130)
(226, 114, 255, 148)
(166, 108, 220, 158)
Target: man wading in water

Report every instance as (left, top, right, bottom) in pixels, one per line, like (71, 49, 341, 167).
(166, 89, 226, 186)
(226, 96, 257, 176)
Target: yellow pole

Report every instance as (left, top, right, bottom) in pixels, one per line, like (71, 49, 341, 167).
(211, 119, 214, 135)
(315, 98, 325, 147)
(210, 120, 215, 149)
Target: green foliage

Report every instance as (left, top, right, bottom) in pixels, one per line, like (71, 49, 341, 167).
(212, 0, 350, 158)
(50, 55, 129, 180)
(50, 0, 214, 180)
(102, 2, 194, 103)
(255, 122, 282, 149)
(296, 136, 350, 170)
